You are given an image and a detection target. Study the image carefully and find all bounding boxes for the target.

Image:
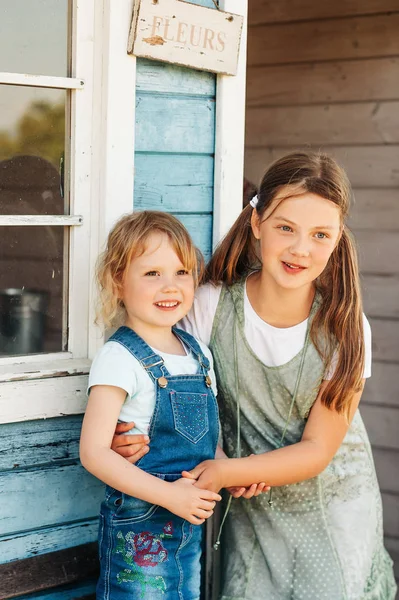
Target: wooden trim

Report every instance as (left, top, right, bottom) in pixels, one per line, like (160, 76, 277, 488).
(0, 543, 98, 599)
(213, 0, 248, 247)
(0, 215, 83, 226)
(0, 72, 84, 89)
(67, 0, 97, 359)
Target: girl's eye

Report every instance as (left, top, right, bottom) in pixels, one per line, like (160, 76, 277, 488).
(278, 225, 293, 232)
(145, 271, 159, 276)
(177, 269, 190, 275)
(315, 232, 328, 239)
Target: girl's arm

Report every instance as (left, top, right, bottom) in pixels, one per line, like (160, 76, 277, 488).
(80, 385, 221, 524)
(184, 381, 364, 493)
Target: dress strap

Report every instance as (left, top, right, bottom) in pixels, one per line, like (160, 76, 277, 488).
(108, 326, 170, 382)
(173, 327, 210, 374)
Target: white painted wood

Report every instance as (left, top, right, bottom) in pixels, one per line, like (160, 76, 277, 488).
(0, 216, 83, 227)
(0, 352, 72, 367)
(128, 0, 244, 75)
(87, 0, 137, 359)
(213, 0, 247, 247)
(0, 72, 84, 89)
(67, 0, 97, 360)
(0, 374, 89, 424)
(0, 358, 91, 383)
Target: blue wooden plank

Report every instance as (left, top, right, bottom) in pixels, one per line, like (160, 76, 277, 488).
(0, 416, 82, 472)
(15, 579, 96, 600)
(137, 59, 215, 96)
(172, 213, 213, 261)
(134, 154, 213, 213)
(135, 94, 215, 153)
(0, 519, 98, 564)
(0, 464, 103, 536)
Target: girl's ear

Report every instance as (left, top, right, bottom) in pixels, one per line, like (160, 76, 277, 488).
(250, 209, 261, 240)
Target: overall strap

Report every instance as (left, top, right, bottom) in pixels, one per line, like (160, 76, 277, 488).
(108, 326, 170, 382)
(173, 326, 210, 374)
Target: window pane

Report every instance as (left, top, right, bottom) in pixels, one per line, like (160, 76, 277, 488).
(0, 0, 69, 76)
(0, 86, 66, 215)
(0, 226, 64, 355)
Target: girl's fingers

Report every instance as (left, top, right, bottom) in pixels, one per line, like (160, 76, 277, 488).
(201, 490, 222, 502)
(181, 470, 195, 479)
(194, 508, 214, 520)
(111, 433, 149, 450)
(242, 484, 257, 499)
(189, 516, 205, 525)
(115, 421, 135, 434)
(124, 445, 150, 463)
(227, 487, 245, 498)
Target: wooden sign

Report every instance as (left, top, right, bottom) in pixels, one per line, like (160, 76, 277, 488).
(128, 0, 244, 76)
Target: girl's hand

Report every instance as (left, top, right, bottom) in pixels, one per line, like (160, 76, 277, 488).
(111, 421, 150, 463)
(227, 482, 270, 499)
(182, 460, 223, 493)
(165, 478, 221, 525)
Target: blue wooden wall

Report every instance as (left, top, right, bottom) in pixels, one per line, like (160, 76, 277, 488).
(134, 58, 216, 260)
(0, 2, 216, 597)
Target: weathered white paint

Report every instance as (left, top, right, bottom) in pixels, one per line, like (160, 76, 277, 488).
(0, 72, 84, 89)
(0, 352, 73, 368)
(0, 358, 91, 383)
(87, 0, 138, 359)
(0, 375, 89, 424)
(213, 0, 247, 246)
(68, 0, 97, 360)
(128, 0, 243, 75)
(0, 216, 83, 226)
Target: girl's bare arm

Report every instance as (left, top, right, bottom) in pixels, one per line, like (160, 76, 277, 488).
(80, 385, 221, 524)
(184, 381, 364, 493)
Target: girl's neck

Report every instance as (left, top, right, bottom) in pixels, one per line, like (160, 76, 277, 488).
(246, 271, 315, 328)
(124, 321, 186, 355)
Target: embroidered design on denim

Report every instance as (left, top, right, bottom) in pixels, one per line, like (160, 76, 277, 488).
(115, 523, 174, 597)
(163, 521, 174, 537)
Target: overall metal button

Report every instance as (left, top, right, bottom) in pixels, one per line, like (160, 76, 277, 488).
(205, 375, 212, 387)
(157, 376, 168, 388)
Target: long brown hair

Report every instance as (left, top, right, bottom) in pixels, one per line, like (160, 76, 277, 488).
(207, 151, 365, 416)
(96, 211, 203, 327)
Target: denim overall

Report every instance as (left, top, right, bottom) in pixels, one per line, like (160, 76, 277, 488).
(96, 326, 219, 600)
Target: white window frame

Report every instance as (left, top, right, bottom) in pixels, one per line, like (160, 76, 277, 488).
(0, 0, 98, 422)
(0, 0, 247, 424)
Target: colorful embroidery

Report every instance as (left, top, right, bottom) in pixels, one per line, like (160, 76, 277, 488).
(115, 522, 174, 597)
(163, 521, 174, 537)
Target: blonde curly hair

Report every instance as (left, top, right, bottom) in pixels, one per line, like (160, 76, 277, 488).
(96, 211, 204, 328)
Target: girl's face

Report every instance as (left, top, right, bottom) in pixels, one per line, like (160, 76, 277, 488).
(251, 191, 341, 292)
(122, 232, 195, 335)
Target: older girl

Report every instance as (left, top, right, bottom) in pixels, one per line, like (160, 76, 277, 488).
(113, 153, 397, 599)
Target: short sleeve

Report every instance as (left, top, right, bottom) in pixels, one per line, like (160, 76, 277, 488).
(88, 342, 137, 397)
(179, 283, 222, 346)
(324, 313, 372, 380)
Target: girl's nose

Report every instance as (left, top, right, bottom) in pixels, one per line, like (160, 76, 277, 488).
(289, 239, 310, 258)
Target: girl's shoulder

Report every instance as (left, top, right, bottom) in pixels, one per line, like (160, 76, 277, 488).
(179, 282, 223, 346)
(88, 340, 139, 397)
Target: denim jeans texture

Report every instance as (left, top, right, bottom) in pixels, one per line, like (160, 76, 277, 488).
(96, 326, 219, 600)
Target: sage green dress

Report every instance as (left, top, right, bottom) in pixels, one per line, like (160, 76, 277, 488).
(210, 282, 396, 600)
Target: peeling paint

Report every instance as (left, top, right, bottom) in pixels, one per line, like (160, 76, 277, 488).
(143, 35, 166, 46)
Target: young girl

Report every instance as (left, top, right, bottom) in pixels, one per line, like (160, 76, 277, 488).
(80, 211, 223, 600)
(112, 153, 397, 599)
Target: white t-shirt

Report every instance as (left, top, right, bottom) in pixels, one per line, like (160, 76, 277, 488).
(88, 339, 217, 435)
(180, 282, 372, 379)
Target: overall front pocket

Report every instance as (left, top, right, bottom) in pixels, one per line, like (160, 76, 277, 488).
(170, 391, 209, 443)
